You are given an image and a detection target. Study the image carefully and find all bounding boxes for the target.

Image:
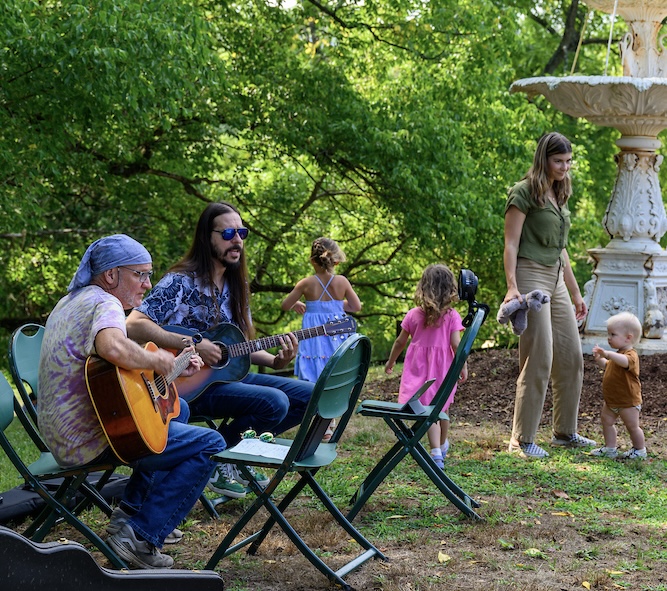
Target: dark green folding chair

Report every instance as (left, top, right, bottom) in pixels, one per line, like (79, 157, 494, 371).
(205, 333, 386, 590)
(0, 372, 128, 568)
(348, 270, 490, 521)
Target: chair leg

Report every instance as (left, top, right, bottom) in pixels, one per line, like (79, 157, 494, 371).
(347, 441, 407, 521)
(409, 443, 481, 519)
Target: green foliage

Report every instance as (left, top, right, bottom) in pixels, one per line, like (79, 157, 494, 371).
(0, 0, 657, 358)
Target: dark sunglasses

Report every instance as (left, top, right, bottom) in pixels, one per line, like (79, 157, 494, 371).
(213, 227, 249, 240)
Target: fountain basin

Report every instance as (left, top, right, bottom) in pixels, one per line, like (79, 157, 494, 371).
(510, 76, 667, 137)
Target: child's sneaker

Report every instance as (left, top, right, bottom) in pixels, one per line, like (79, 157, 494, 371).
(551, 433, 597, 448)
(441, 439, 450, 460)
(508, 441, 549, 458)
(430, 450, 444, 469)
(619, 447, 647, 460)
(589, 446, 618, 458)
(207, 463, 246, 498)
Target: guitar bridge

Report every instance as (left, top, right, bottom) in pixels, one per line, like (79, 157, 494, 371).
(140, 372, 159, 413)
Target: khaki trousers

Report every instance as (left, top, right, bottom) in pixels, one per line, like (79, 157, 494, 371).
(512, 258, 583, 443)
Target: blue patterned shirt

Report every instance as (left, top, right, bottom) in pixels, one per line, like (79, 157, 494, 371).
(136, 272, 234, 331)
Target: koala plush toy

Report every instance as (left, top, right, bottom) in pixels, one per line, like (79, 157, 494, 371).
(496, 290, 551, 336)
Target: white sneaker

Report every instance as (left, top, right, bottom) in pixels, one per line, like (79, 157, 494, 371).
(508, 441, 549, 458)
(551, 433, 597, 448)
(619, 447, 647, 460)
(589, 446, 618, 458)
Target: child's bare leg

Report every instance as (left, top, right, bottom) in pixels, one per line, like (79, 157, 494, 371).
(618, 407, 645, 450)
(427, 423, 442, 451)
(600, 403, 618, 449)
(440, 418, 450, 447)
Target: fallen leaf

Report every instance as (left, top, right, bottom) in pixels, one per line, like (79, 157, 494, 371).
(553, 490, 570, 499)
(582, 582, 591, 589)
(523, 548, 547, 559)
(437, 551, 451, 564)
(551, 511, 573, 517)
(498, 538, 514, 550)
(387, 515, 407, 519)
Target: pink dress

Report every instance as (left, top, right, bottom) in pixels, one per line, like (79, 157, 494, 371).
(397, 307, 464, 412)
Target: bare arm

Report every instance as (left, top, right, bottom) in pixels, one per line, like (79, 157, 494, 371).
(126, 309, 218, 368)
(592, 345, 629, 368)
(341, 277, 362, 313)
(281, 279, 307, 314)
(562, 249, 587, 321)
(385, 329, 410, 374)
(95, 326, 177, 377)
(450, 329, 468, 383)
(503, 205, 526, 304)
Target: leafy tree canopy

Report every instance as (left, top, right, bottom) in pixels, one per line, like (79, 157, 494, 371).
(1, 0, 661, 359)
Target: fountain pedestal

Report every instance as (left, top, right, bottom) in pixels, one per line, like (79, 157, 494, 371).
(510, 0, 667, 353)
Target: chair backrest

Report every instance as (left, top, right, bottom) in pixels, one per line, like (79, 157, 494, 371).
(425, 306, 487, 417)
(0, 371, 35, 485)
(291, 333, 371, 462)
(9, 324, 45, 418)
(8, 324, 48, 451)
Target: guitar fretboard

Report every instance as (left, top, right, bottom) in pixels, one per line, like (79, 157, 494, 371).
(155, 349, 193, 394)
(227, 325, 328, 360)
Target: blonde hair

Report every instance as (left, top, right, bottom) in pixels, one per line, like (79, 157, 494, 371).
(606, 311, 642, 344)
(310, 237, 346, 272)
(524, 132, 573, 207)
(414, 264, 458, 327)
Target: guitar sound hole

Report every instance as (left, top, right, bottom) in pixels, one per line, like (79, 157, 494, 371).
(210, 342, 230, 370)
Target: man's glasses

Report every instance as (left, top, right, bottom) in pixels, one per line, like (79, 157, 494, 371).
(213, 227, 249, 240)
(119, 266, 154, 283)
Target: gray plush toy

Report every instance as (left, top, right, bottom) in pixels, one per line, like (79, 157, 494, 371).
(496, 289, 551, 336)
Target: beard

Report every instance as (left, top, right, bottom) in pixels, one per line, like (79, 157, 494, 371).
(214, 243, 243, 272)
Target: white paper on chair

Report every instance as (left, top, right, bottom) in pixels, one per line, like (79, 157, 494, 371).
(230, 439, 290, 460)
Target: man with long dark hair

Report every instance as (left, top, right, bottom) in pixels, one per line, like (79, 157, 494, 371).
(127, 202, 313, 497)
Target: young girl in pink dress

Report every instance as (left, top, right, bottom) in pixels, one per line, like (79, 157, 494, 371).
(384, 264, 468, 468)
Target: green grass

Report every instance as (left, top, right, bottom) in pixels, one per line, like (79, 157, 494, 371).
(4, 366, 667, 590)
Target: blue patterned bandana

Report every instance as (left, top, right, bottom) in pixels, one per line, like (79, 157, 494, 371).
(67, 234, 152, 292)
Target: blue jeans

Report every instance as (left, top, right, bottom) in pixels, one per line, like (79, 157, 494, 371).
(122, 400, 225, 547)
(190, 372, 314, 447)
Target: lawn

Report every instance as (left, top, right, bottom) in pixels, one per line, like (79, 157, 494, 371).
(2, 364, 667, 591)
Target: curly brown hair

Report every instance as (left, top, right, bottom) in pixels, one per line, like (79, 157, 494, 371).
(310, 237, 346, 272)
(414, 264, 458, 327)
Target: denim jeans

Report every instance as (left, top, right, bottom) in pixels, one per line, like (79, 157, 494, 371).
(190, 372, 314, 447)
(122, 400, 225, 548)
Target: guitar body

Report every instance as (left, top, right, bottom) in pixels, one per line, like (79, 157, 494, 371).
(85, 342, 181, 463)
(165, 323, 251, 403)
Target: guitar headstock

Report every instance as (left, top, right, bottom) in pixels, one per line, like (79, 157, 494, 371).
(323, 316, 357, 335)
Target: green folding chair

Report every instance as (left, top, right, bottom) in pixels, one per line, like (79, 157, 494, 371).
(0, 372, 128, 568)
(205, 333, 386, 590)
(348, 271, 489, 521)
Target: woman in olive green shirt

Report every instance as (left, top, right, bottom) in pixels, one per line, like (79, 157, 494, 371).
(503, 132, 596, 459)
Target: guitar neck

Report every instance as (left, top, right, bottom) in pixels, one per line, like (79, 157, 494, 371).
(164, 349, 193, 384)
(227, 325, 327, 359)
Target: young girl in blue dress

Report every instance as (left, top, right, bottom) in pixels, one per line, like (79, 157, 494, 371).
(282, 237, 361, 384)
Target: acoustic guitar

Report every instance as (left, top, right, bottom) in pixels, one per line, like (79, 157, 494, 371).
(164, 316, 357, 403)
(85, 343, 196, 463)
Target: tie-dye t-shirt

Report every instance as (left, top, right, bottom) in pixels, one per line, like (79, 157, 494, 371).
(38, 286, 126, 466)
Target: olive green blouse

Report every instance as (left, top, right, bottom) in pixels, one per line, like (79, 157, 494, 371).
(505, 179, 570, 267)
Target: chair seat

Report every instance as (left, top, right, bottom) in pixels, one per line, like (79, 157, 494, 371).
(357, 400, 449, 421)
(212, 439, 337, 470)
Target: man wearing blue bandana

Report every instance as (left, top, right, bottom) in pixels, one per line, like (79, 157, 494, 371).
(38, 234, 225, 569)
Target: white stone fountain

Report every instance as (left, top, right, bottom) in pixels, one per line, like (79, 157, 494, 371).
(510, 0, 667, 353)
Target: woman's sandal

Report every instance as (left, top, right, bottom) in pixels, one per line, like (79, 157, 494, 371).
(322, 419, 336, 442)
